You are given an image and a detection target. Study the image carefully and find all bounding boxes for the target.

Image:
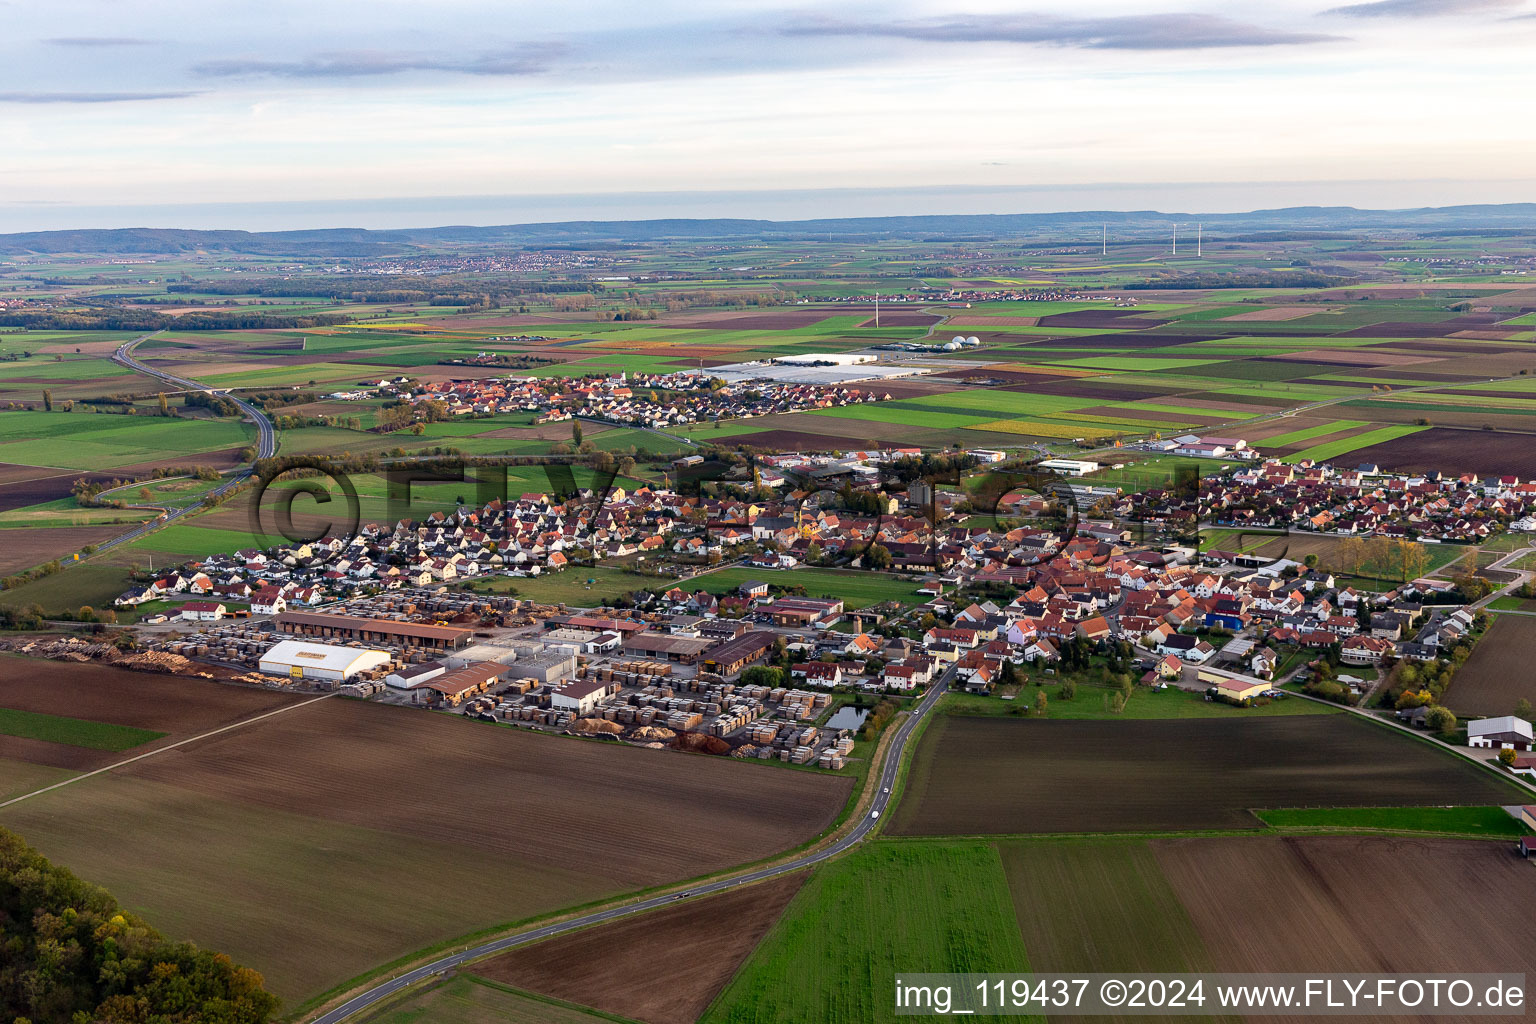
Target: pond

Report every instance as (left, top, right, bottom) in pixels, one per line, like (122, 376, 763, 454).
(824, 706, 869, 731)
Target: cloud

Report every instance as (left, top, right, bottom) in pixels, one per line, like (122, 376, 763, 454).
(192, 46, 558, 79)
(45, 36, 155, 47)
(1322, 0, 1519, 16)
(780, 12, 1342, 49)
(0, 91, 200, 103)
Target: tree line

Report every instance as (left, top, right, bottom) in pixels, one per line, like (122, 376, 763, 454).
(0, 310, 349, 331)
(0, 827, 278, 1023)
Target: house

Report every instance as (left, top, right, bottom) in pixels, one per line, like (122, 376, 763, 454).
(178, 601, 226, 622)
(1341, 635, 1395, 665)
(1249, 648, 1278, 679)
(1154, 633, 1216, 664)
(791, 662, 844, 687)
(1467, 716, 1535, 751)
(250, 588, 287, 615)
(1154, 654, 1183, 681)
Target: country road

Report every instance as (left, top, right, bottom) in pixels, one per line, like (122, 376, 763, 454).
(309, 671, 952, 1024)
(51, 333, 281, 563)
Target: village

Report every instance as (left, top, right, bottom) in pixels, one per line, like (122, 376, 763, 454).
(382, 367, 887, 431)
(94, 439, 1536, 772)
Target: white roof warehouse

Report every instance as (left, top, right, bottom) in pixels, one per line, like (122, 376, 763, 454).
(259, 640, 391, 683)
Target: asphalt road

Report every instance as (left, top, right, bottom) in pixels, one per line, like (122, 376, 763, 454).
(310, 672, 951, 1023)
(55, 333, 282, 560)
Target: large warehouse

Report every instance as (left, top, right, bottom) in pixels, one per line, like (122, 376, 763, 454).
(259, 640, 391, 683)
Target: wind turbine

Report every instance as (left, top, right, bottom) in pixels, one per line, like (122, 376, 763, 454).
(1197, 223, 1203, 258)
(1172, 223, 1177, 257)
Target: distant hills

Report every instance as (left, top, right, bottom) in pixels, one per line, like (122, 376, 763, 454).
(4, 204, 1536, 256)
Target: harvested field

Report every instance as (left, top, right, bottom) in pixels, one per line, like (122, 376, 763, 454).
(1036, 310, 1167, 330)
(1, 689, 848, 1004)
(474, 872, 807, 1024)
(1154, 836, 1536, 993)
(888, 715, 1519, 835)
(1000, 839, 1212, 974)
(123, 697, 850, 879)
(858, 312, 939, 327)
(1347, 426, 1536, 476)
(359, 975, 615, 1024)
(1220, 305, 1317, 321)
(1004, 380, 1170, 402)
(945, 315, 1040, 327)
(0, 657, 299, 768)
(1447, 614, 1536, 718)
(0, 466, 117, 512)
(0, 523, 141, 574)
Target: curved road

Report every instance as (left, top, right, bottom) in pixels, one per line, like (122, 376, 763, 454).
(311, 672, 951, 1023)
(57, 333, 281, 559)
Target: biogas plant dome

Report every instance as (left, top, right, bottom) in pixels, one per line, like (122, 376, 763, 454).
(950, 335, 981, 346)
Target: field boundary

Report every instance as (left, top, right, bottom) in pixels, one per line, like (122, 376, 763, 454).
(0, 691, 333, 810)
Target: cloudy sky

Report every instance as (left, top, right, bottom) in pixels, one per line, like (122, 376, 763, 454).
(3, 0, 1535, 230)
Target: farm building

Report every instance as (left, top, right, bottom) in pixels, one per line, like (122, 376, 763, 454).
(1467, 716, 1535, 751)
(276, 611, 474, 651)
(259, 640, 391, 684)
(702, 630, 778, 679)
(1207, 677, 1269, 703)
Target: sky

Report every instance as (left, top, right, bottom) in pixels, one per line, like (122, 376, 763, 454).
(3, 0, 1536, 231)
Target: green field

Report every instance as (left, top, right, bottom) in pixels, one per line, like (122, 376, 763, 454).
(1258, 419, 1370, 447)
(0, 564, 136, 613)
(1285, 424, 1430, 464)
(689, 566, 927, 609)
(938, 685, 1337, 721)
(465, 566, 658, 606)
(1255, 805, 1530, 837)
(703, 842, 1029, 1024)
(0, 410, 255, 471)
(0, 707, 164, 752)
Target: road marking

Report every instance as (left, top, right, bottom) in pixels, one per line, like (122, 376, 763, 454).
(0, 692, 333, 809)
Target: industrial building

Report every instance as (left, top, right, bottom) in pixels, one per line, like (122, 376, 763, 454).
(384, 662, 446, 690)
(407, 662, 505, 706)
(259, 640, 391, 683)
(550, 678, 620, 716)
(275, 611, 474, 651)
(621, 632, 714, 664)
(701, 630, 777, 678)
(445, 643, 520, 669)
(505, 650, 578, 685)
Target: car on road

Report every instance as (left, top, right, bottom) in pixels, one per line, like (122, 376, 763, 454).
(870, 810, 880, 819)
